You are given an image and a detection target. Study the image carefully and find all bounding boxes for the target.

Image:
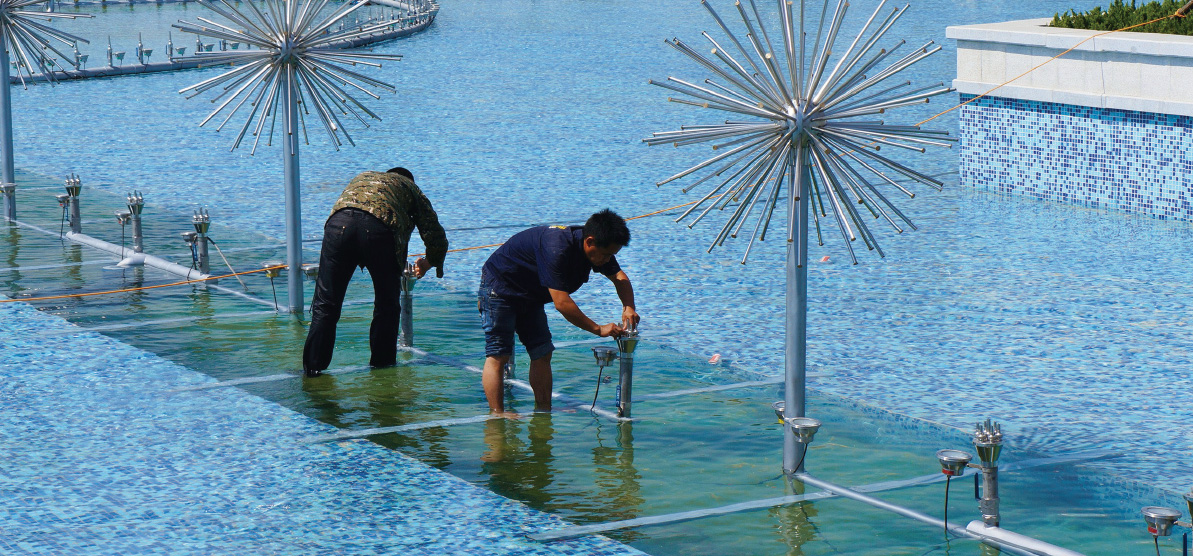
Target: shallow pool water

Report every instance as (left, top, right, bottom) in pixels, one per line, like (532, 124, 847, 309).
(5, 0, 1193, 553)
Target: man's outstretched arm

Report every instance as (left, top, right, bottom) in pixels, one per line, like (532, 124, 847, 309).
(609, 270, 639, 331)
(549, 288, 624, 337)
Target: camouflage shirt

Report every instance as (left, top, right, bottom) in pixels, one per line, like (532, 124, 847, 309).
(331, 171, 449, 276)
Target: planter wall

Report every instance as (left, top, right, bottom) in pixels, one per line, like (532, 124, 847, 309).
(947, 18, 1193, 219)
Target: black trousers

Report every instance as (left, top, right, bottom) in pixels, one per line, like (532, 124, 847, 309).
(303, 208, 403, 372)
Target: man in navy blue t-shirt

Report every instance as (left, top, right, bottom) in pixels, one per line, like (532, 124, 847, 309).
(478, 209, 640, 414)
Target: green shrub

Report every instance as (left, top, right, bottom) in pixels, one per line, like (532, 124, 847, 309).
(1051, 0, 1193, 35)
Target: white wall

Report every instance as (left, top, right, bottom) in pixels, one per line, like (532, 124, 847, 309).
(947, 18, 1193, 116)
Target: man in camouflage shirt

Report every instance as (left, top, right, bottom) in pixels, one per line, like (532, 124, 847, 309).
(302, 167, 449, 377)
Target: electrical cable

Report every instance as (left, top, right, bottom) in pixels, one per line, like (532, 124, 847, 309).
(943, 475, 951, 541)
(590, 366, 605, 412)
(207, 237, 249, 291)
(59, 203, 67, 237)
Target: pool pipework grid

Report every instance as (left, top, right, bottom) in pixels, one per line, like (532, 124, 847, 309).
(0, 299, 646, 556)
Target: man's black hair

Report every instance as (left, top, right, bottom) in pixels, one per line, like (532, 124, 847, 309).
(583, 208, 631, 248)
(386, 167, 414, 181)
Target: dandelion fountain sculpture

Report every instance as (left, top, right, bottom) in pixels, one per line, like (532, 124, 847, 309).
(646, 0, 954, 472)
(175, 0, 404, 312)
(0, 0, 91, 220)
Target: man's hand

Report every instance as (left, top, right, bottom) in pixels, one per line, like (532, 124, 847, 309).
(596, 323, 627, 338)
(412, 257, 432, 278)
(621, 306, 640, 332)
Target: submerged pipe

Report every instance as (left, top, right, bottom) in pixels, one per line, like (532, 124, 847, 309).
(615, 331, 639, 418)
(399, 262, 414, 347)
(797, 473, 1086, 556)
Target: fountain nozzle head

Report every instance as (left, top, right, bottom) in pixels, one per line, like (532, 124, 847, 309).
(615, 329, 639, 355)
(64, 173, 82, 197)
(192, 207, 210, 235)
(126, 190, 144, 215)
(1143, 506, 1182, 537)
(972, 418, 1004, 467)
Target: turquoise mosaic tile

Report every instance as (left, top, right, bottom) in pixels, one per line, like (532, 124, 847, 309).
(0, 299, 646, 556)
(959, 94, 1193, 220)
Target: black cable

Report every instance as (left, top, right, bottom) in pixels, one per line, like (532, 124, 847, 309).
(1156, 535, 1162, 556)
(59, 204, 67, 237)
(944, 475, 952, 541)
(792, 442, 809, 473)
(590, 367, 605, 412)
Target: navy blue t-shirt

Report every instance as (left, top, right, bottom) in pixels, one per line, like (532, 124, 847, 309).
(482, 225, 622, 306)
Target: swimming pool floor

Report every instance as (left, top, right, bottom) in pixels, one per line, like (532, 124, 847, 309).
(0, 301, 645, 556)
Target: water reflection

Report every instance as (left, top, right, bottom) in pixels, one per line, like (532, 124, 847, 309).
(299, 357, 455, 468)
(2, 225, 22, 293)
(771, 475, 823, 556)
(480, 416, 644, 531)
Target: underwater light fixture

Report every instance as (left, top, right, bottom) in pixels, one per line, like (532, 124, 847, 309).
(1142, 506, 1182, 537)
(176, 0, 404, 313)
(935, 449, 972, 477)
(647, 0, 952, 474)
(592, 346, 617, 369)
(785, 416, 820, 443)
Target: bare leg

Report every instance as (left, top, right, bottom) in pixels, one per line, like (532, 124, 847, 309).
(528, 352, 552, 411)
(483, 354, 511, 413)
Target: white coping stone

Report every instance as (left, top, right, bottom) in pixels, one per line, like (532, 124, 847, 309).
(947, 17, 1193, 116)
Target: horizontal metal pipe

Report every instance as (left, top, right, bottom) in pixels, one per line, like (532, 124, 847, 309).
(529, 450, 1116, 542)
(796, 473, 1082, 556)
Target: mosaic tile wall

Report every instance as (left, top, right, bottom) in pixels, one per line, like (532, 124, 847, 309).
(958, 94, 1193, 220)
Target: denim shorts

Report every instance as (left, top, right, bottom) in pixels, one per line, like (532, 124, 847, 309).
(478, 274, 554, 360)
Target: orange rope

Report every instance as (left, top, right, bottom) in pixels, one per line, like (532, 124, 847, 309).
(0, 265, 286, 304)
(13, 15, 1186, 302)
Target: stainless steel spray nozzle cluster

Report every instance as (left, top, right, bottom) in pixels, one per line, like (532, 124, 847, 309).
(192, 207, 210, 235)
(973, 418, 1003, 466)
(126, 190, 144, 215)
(63, 173, 82, 197)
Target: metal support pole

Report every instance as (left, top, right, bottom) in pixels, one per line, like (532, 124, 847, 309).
(1, 183, 14, 221)
(282, 63, 304, 313)
(399, 261, 414, 347)
(68, 196, 80, 234)
(0, 34, 15, 219)
(192, 208, 211, 274)
(65, 174, 82, 234)
(783, 166, 810, 474)
(615, 332, 640, 418)
(974, 419, 1004, 527)
(127, 190, 144, 254)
